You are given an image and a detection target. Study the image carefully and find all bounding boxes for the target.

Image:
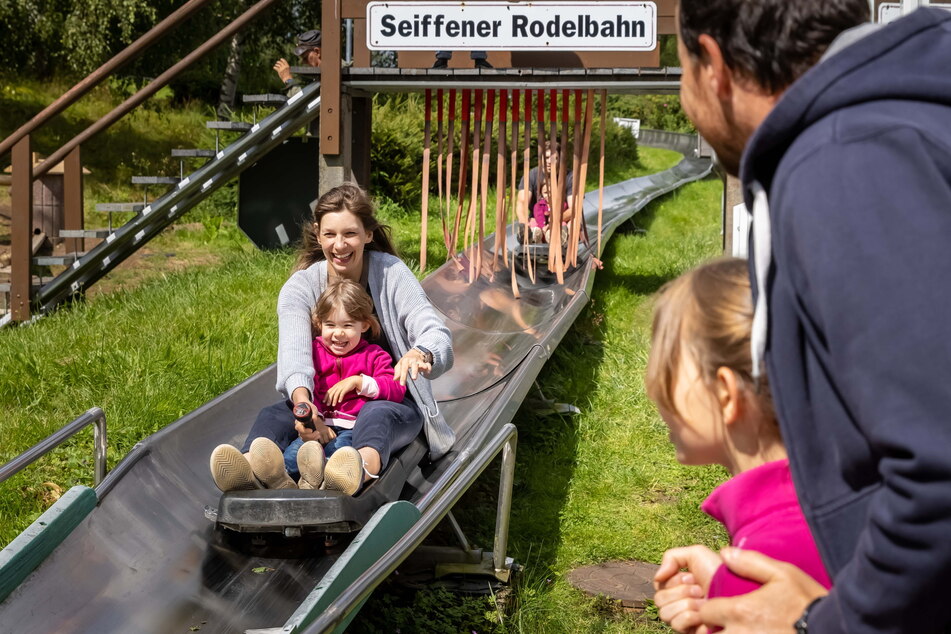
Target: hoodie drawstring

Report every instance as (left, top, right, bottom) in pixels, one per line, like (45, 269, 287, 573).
(750, 180, 771, 381)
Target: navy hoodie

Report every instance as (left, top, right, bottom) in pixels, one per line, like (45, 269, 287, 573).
(740, 8, 951, 633)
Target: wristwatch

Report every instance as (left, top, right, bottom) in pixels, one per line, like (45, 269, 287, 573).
(794, 597, 823, 633)
(413, 345, 434, 364)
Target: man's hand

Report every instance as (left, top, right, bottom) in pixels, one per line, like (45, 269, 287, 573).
(394, 349, 432, 386)
(324, 375, 361, 407)
(699, 547, 827, 633)
(273, 58, 292, 82)
(653, 545, 722, 633)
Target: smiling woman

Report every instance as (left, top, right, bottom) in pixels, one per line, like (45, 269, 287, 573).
(209, 183, 454, 497)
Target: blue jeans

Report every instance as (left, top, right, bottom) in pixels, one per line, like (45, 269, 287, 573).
(282, 428, 354, 477)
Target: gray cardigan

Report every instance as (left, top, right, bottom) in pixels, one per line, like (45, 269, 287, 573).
(276, 251, 455, 459)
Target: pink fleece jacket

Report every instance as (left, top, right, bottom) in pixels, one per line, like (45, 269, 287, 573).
(702, 459, 832, 598)
(312, 338, 406, 427)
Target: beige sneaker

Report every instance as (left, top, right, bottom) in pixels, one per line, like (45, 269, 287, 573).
(322, 447, 364, 496)
(297, 441, 326, 490)
(209, 444, 261, 492)
(247, 438, 297, 489)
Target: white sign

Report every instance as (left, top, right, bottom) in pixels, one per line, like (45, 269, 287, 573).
(614, 116, 641, 138)
(367, 2, 656, 50)
(878, 2, 951, 23)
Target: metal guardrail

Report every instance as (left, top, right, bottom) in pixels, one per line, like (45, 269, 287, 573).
(301, 423, 518, 633)
(0, 407, 108, 486)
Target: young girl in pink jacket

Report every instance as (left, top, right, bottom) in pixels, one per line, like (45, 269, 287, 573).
(646, 258, 831, 627)
(242, 278, 405, 493)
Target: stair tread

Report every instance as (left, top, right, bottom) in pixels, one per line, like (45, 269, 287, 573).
(171, 149, 216, 158)
(206, 121, 253, 130)
(242, 93, 288, 105)
(59, 229, 113, 238)
(95, 202, 146, 212)
(34, 252, 85, 265)
(131, 176, 180, 184)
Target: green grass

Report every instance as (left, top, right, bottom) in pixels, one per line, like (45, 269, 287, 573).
(0, 247, 293, 544)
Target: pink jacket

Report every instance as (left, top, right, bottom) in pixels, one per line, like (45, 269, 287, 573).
(312, 339, 406, 425)
(702, 459, 832, 599)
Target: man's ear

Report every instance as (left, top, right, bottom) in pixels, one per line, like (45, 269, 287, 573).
(716, 366, 742, 425)
(696, 34, 733, 101)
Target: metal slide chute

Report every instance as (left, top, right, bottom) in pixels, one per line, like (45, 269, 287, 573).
(0, 132, 711, 633)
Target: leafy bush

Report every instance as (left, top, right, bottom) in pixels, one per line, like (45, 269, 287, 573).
(350, 586, 502, 634)
(609, 95, 695, 133)
(370, 94, 426, 207)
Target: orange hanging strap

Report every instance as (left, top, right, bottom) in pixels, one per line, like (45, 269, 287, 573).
(507, 88, 519, 272)
(597, 89, 607, 262)
(465, 90, 483, 282)
(420, 89, 432, 272)
(477, 90, 495, 280)
(494, 90, 507, 274)
(523, 89, 535, 283)
(547, 89, 565, 283)
(574, 90, 596, 268)
(451, 89, 471, 260)
(436, 89, 451, 255)
(444, 89, 456, 255)
(559, 89, 573, 266)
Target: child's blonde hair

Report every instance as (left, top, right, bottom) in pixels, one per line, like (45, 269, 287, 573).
(312, 278, 381, 340)
(646, 257, 774, 424)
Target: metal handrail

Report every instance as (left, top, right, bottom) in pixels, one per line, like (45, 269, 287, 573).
(31, 0, 283, 180)
(0, 0, 213, 159)
(0, 407, 108, 487)
(300, 424, 518, 634)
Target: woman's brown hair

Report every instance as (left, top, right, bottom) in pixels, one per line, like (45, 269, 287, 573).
(645, 257, 773, 423)
(295, 183, 398, 271)
(311, 278, 381, 340)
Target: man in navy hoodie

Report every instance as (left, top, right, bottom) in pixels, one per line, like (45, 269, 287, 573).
(654, 2, 951, 632)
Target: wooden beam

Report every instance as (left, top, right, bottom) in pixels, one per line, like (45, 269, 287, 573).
(321, 0, 342, 156)
(64, 146, 84, 255)
(10, 136, 33, 322)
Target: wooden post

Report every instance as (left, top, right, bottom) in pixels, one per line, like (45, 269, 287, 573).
(11, 136, 33, 322)
(320, 0, 342, 162)
(353, 19, 370, 67)
(64, 146, 84, 255)
(318, 90, 354, 196)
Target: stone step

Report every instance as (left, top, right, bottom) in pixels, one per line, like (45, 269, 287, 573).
(171, 148, 216, 158)
(59, 229, 113, 239)
(242, 93, 288, 105)
(206, 121, 253, 131)
(95, 202, 146, 213)
(131, 176, 180, 185)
